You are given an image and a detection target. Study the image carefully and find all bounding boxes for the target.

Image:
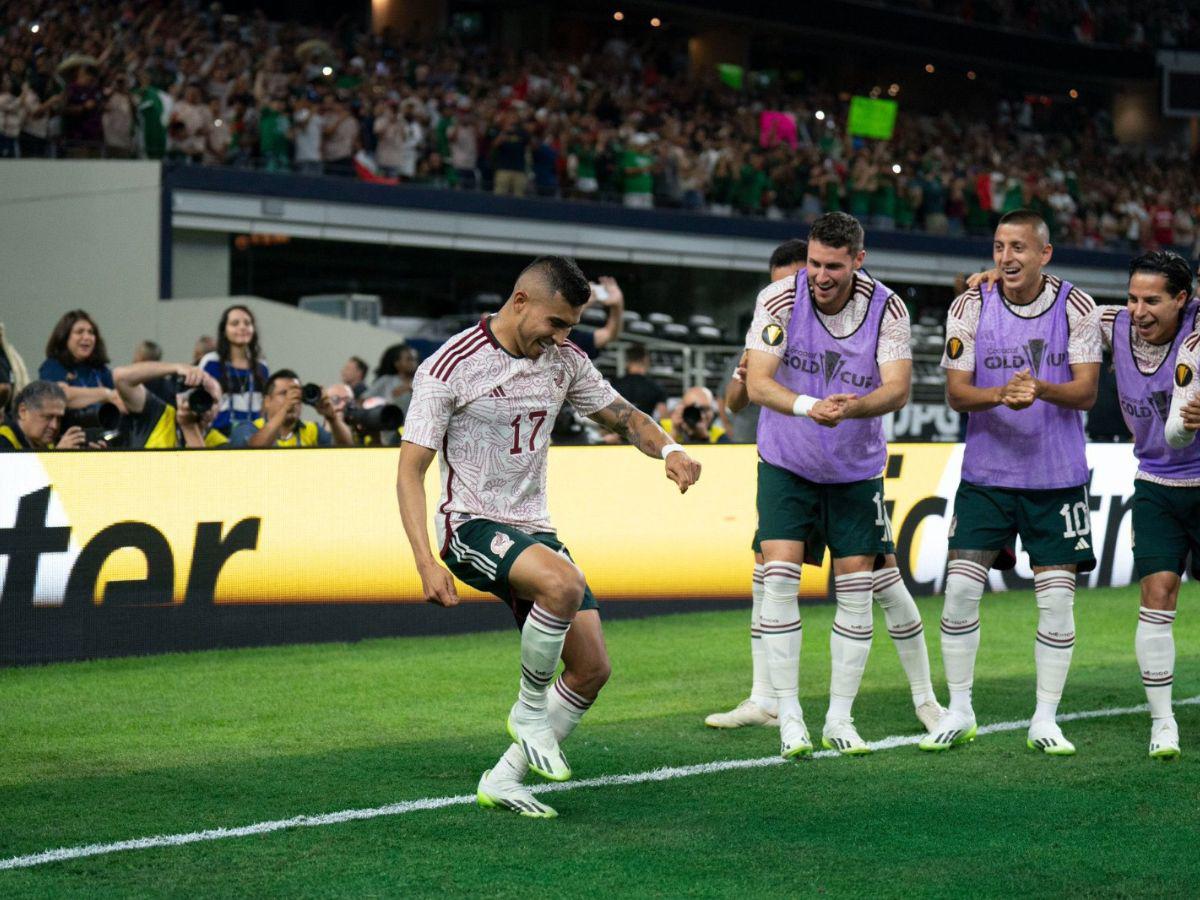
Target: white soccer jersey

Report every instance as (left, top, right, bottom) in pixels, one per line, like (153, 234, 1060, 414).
(404, 317, 617, 550)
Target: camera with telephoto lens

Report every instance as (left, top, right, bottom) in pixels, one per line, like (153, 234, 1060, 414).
(344, 402, 403, 432)
(681, 404, 705, 428)
(186, 386, 215, 416)
(63, 402, 122, 444)
(301, 383, 323, 406)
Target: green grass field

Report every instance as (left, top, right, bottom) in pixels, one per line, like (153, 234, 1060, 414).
(1, 584, 1198, 898)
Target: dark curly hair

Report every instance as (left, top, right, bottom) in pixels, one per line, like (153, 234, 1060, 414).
(45, 310, 110, 368)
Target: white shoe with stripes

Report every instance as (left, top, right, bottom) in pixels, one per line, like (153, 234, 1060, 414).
(508, 701, 572, 782)
(1026, 718, 1076, 756)
(780, 714, 813, 759)
(1149, 718, 1181, 761)
(822, 718, 872, 755)
(476, 769, 557, 818)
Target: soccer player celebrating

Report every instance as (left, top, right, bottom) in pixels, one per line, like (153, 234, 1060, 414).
(396, 256, 701, 817)
(744, 212, 930, 757)
(707, 238, 943, 737)
(1104, 251, 1199, 759)
(922, 209, 1101, 755)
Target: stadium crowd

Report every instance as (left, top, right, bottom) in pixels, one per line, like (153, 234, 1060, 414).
(2, 1, 1200, 253)
(888, 0, 1200, 49)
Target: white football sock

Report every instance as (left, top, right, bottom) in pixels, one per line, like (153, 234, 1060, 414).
(517, 603, 572, 715)
(827, 572, 874, 722)
(749, 564, 775, 710)
(760, 560, 804, 720)
(873, 567, 936, 707)
(1032, 570, 1076, 723)
(496, 677, 595, 782)
(941, 560, 987, 716)
(1136, 606, 1176, 721)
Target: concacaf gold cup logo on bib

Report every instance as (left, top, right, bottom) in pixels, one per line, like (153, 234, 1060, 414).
(946, 337, 964, 360)
(762, 323, 785, 347)
(1177, 364, 1195, 389)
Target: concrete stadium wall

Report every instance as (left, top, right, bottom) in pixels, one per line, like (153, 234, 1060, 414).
(0, 161, 161, 372)
(156, 295, 404, 386)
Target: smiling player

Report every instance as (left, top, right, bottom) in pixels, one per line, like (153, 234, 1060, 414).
(396, 256, 701, 817)
(924, 209, 1101, 755)
(1103, 251, 1199, 759)
(743, 212, 939, 758)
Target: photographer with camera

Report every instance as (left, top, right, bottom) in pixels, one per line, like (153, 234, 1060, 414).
(230, 370, 354, 448)
(0, 381, 91, 451)
(327, 383, 404, 447)
(660, 386, 730, 445)
(112, 361, 227, 449)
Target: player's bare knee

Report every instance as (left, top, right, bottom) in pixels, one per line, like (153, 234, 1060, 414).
(536, 564, 586, 617)
(1140, 577, 1179, 611)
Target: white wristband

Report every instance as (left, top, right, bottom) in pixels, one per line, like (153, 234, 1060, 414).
(661, 442, 685, 460)
(791, 394, 819, 417)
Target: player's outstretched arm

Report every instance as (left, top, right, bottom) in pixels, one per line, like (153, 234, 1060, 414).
(396, 440, 459, 606)
(842, 359, 912, 419)
(1029, 362, 1100, 411)
(588, 395, 701, 493)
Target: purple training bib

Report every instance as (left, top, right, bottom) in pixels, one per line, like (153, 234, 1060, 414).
(1114, 301, 1200, 481)
(961, 279, 1089, 490)
(756, 270, 889, 484)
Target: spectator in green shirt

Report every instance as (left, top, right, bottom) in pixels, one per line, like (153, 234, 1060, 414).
(259, 100, 291, 172)
(621, 135, 655, 209)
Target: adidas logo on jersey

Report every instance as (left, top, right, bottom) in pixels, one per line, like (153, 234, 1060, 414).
(1074, 538, 1090, 551)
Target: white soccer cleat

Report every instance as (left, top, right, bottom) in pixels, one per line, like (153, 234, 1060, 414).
(507, 702, 572, 782)
(476, 769, 558, 818)
(1149, 718, 1181, 761)
(780, 713, 813, 759)
(918, 708, 977, 751)
(1026, 719, 1076, 756)
(822, 718, 872, 756)
(915, 699, 946, 733)
(705, 699, 779, 729)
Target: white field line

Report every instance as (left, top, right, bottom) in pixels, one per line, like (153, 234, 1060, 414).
(3, 695, 1197, 873)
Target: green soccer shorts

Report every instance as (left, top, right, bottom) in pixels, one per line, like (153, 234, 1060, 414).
(1131, 479, 1200, 580)
(755, 460, 893, 562)
(948, 480, 1097, 573)
(442, 518, 599, 628)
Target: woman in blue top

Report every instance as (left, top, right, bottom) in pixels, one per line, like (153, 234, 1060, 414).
(39, 310, 116, 408)
(198, 304, 269, 434)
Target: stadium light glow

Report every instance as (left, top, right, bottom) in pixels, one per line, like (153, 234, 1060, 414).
(650, 17, 661, 27)
(613, 11, 624, 20)
(925, 63, 935, 74)
(31, 23, 40, 33)
(892, 163, 902, 174)
(321, 66, 333, 76)
(815, 110, 826, 121)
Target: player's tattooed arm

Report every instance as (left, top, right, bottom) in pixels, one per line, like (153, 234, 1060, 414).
(590, 395, 667, 457)
(589, 396, 702, 493)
